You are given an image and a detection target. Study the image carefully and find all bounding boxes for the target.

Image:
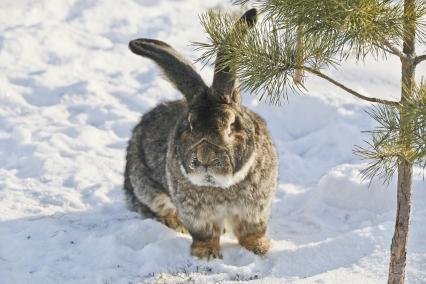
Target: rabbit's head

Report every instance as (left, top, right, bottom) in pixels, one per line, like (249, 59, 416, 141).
(174, 86, 258, 188)
(129, 9, 258, 188)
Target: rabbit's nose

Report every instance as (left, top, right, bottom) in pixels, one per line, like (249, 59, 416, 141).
(196, 148, 212, 168)
(195, 144, 218, 169)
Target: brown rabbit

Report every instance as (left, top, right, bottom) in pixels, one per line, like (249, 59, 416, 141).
(124, 8, 278, 260)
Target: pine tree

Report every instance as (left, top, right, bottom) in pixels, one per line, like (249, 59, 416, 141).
(195, 1, 426, 283)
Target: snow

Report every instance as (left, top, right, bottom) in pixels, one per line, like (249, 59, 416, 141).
(0, 0, 425, 283)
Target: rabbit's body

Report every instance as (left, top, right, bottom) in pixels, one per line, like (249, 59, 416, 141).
(124, 9, 278, 259)
(124, 100, 185, 227)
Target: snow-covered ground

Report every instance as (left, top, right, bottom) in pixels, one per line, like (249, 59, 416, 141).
(0, 0, 425, 283)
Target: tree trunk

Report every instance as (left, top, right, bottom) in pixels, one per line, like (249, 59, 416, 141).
(388, 61, 415, 284)
(388, 159, 413, 284)
(294, 24, 304, 84)
(388, 1, 416, 283)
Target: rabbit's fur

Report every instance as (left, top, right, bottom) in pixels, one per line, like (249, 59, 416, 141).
(124, 9, 278, 259)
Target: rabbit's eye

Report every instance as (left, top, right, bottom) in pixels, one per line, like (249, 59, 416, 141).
(230, 122, 237, 132)
(229, 117, 241, 135)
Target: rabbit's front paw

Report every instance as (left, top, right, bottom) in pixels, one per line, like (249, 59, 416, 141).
(191, 239, 222, 260)
(239, 234, 270, 256)
(158, 214, 188, 234)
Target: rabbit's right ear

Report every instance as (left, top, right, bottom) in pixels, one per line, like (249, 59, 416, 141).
(129, 39, 208, 102)
(211, 9, 257, 104)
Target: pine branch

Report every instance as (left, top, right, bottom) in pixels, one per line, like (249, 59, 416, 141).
(414, 54, 426, 65)
(195, 6, 415, 106)
(264, 0, 408, 61)
(374, 43, 399, 57)
(355, 81, 426, 183)
(383, 40, 407, 59)
(302, 66, 401, 106)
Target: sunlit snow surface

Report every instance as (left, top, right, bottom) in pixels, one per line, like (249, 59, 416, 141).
(0, 0, 425, 283)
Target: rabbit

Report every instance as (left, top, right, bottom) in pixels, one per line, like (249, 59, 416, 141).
(124, 8, 278, 260)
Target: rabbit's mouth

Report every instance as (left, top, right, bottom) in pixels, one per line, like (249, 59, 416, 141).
(205, 175, 215, 184)
(179, 165, 224, 187)
(179, 152, 256, 188)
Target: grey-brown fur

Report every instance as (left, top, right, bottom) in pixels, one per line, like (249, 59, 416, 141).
(124, 9, 278, 259)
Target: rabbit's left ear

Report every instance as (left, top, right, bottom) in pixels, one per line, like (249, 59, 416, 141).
(211, 8, 257, 104)
(129, 39, 208, 102)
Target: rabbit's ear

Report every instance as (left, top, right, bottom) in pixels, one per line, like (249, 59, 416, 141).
(211, 9, 257, 104)
(129, 39, 208, 102)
